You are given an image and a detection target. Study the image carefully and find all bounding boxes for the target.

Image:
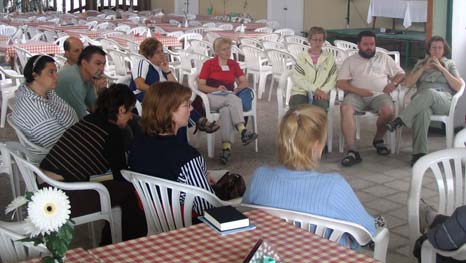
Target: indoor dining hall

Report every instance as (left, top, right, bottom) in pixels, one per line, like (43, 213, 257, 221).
(0, 0, 466, 262)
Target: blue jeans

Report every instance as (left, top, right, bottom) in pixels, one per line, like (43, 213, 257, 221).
(236, 88, 254, 112)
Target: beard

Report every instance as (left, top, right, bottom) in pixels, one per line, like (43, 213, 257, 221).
(359, 49, 376, 59)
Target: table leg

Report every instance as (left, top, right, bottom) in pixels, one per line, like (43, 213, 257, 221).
(372, 17, 377, 29)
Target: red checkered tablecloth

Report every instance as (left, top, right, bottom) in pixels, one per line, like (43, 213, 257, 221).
(37, 24, 89, 32)
(89, 209, 379, 263)
(109, 35, 182, 48)
(21, 248, 100, 263)
(3, 41, 63, 62)
(64, 29, 110, 39)
(215, 31, 267, 42)
(0, 35, 10, 41)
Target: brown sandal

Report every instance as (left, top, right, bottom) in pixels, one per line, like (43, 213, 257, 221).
(194, 118, 220, 134)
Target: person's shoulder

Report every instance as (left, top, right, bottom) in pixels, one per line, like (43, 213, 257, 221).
(58, 65, 81, 81)
(203, 57, 217, 66)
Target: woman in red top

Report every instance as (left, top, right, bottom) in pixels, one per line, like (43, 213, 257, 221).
(198, 37, 257, 164)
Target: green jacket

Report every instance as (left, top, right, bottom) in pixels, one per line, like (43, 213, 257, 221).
(291, 50, 337, 96)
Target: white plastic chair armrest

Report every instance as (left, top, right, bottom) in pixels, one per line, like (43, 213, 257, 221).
(329, 88, 337, 107)
(422, 239, 466, 261)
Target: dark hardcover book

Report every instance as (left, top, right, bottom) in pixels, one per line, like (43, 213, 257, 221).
(203, 206, 249, 231)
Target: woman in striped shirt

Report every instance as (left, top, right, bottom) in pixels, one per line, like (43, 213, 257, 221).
(128, 81, 214, 216)
(11, 55, 78, 151)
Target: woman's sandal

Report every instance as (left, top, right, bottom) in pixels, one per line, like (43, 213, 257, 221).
(341, 150, 362, 167)
(373, 139, 390, 156)
(194, 118, 220, 134)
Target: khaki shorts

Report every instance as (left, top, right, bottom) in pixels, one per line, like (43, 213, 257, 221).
(343, 93, 394, 113)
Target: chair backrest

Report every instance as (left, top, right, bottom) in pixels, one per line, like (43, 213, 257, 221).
(254, 27, 273, 33)
(151, 26, 167, 35)
(241, 45, 267, 71)
(53, 54, 67, 71)
(262, 41, 285, 51)
(241, 204, 388, 262)
(202, 22, 216, 28)
(276, 69, 293, 119)
(13, 47, 33, 74)
(100, 38, 120, 52)
(189, 39, 213, 57)
(127, 26, 149, 36)
(217, 23, 233, 31)
(446, 78, 466, 121)
(85, 20, 98, 30)
(177, 33, 203, 49)
(101, 31, 125, 38)
(322, 46, 348, 67)
(2, 25, 18, 36)
(121, 170, 225, 235)
(0, 221, 49, 263)
(408, 148, 466, 250)
(53, 35, 69, 53)
(230, 45, 244, 62)
(6, 114, 48, 166)
(188, 21, 202, 27)
(205, 32, 221, 43)
(334, 40, 358, 50)
(286, 43, 308, 59)
(258, 33, 280, 42)
(169, 19, 181, 26)
(186, 27, 204, 35)
(167, 31, 184, 39)
(266, 49, 296, 76)
(274, 28, 295, 38)
(454, 128, 466, 148)
(284, 35, 309, 45)
(107, 49, 129, 76)
(114, 24, 130, 33)
(239, 37, 263, 49)
(95, 22, 115, 30)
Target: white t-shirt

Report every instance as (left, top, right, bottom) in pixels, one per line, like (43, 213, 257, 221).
(337, 52, 405, 95)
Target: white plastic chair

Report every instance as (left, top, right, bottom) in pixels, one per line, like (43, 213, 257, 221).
(407, 148, 466, 252)
(114, 24, 131, 33)
(188, 71, 258, 158)
(286, 43, 308, 59)
(0, 220, 49, 263)
(202, 22, 216, 28)
(217, 23, 233, 31)
(53, 54, 67, 71)
(101, 31, 125, 38)
(334, 40, 358, 50)
(274, 28, 295, 40)
(239, 38, 263, 49)
(265, 49, 296, 102)
(262, 41, 285, 51)
(7, 114, 49, 166)
(167, 31, 185, 39)
(398, 78, 465, 150)
(95, 22, 114, 30)
(169, 19, 181, 26)
(106, 49, 130, 83)
(231, 45, 246, 70)
(266, 21, 280, 29)
(322, 46, 348, 68)
(284, 35, 309, 46)
(6, 146, 123, 245)
(205, 32, 221, 43)
(454, 128, 466, 148)
(242, 204, 389, 263)
(13, 47, 33, 74)
(241, 45, 272, 100)
(189, 39, 213, 57)
(186, 27, 205, 35)
(257, 33, 280, 42)
(127, 26, 149, 36)
(85, 20, 98, 30)
(0, 67, 23, 128)
(254, 27, 273, 33)
(177, 32, 203, 50)
(421, 239, 466, 263)
(121, 170, 239, 235)
(188, 21, 202, 27)
(54, 35, 70, 53)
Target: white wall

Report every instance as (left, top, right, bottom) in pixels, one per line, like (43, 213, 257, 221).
(452, 0, 466, 127)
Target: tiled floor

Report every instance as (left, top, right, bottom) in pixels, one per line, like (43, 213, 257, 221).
(0, 86, 450, 263)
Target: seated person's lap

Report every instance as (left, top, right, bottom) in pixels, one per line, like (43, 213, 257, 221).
(343, 93, 393, 113)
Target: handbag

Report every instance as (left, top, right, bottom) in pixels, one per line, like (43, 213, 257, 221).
(212, 172, 246, 201)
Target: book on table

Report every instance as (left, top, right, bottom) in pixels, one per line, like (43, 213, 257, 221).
(203, 205, 249, 231)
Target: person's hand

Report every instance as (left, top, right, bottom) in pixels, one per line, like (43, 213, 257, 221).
(233, 87, 243, 94)
(422, 56, 435, 70)
(359, 89, 374, 97)
(383, 82, 397, 94)
(430, 57, 446, 72)
(93, 77, 108, 95)
(207, 175, 216, 185)
(160, 55, 170, 72)
(314, 89, 329, 101)
(217, 85, 227, 91)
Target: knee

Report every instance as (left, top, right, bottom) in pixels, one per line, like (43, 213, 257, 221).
(379, 105, 394, 119)
(340, 103, 354, 116)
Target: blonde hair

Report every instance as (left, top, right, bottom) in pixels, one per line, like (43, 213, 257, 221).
(308, 26, 327, 41)
(278, 105, 327, 170)
(213, 37, 232, 54)
(140, 81, 192, 135)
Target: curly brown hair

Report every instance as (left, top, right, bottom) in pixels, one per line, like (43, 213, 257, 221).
(139, 37, 163, 59)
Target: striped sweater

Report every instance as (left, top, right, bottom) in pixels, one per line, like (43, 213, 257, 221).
(40, 113, 127, 182)
(12, 84, 78, 149)
(128, 134, 214, 215)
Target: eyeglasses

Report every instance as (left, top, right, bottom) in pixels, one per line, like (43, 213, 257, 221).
(32, 55, 54, 72)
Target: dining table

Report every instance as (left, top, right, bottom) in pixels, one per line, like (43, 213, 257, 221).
(88, 209, 380, 263)
(214, 31, 267, 42)
(0, 40, 63, 63)
(108, 34, 182, 48)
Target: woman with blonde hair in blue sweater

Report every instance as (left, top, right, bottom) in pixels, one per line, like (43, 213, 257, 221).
(243, 104, 375, 247)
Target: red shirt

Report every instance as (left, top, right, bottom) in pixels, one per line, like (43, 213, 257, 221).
(199, 57, 244, 91)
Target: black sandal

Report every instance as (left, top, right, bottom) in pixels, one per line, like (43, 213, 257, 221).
(194, 118, 220, 134)
(341, 150, 362, 167)
(373, 139, 390, 156)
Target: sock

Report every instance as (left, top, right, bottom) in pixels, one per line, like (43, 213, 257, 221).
(237, 123, 246, 134)
(223, 142, 231, 150)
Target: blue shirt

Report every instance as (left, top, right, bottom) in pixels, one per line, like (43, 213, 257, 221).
(129, 58, 167, 101)
(243, 166, 376, 246)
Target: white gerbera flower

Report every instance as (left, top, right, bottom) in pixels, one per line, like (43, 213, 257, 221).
(5, 196, 28, 219)
(27, 187, 71, 236)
